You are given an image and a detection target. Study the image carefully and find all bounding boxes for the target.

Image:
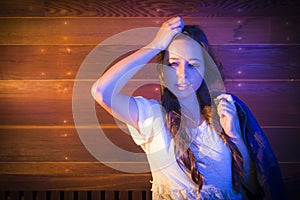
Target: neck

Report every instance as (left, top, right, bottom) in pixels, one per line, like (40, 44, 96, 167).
(178, 93, 202, 128)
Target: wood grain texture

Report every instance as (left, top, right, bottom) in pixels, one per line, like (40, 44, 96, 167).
(0, 17, 299, 45)
(0, 0, 299, 196)
(0, 45, 299, 80)
(0, 163, 297, 191)
(0, 174, 152, 190)
(0, 191, 153, 200)
(3, 0, 296, 17)
(0, 128, 298, 162)
(0, 128, 144, 162)
(0, 80, 299, 126)
(278, 162, 300, 200)
(0, 0, 45, 17)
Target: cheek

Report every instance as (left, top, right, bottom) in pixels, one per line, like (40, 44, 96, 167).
(190, 69, 204, 89)
(192, 77, 203, 91)
(162, 67, 176, 85)
(190, 76, 202, 90)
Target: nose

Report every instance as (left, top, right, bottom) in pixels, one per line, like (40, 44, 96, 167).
(176, 62, 190, 85)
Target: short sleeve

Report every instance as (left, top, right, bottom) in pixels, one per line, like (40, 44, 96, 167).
(127, 96, 159, 146)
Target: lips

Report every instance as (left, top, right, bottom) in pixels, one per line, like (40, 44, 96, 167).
(175, 83, 191, 90)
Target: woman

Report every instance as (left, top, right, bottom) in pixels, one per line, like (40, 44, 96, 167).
(91, 17, 285, 199)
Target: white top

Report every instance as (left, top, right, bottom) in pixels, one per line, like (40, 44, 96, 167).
(127, 97, 243, 199)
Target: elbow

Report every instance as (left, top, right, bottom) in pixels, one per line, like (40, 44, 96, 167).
(91, 81, 105, 104)
(91, 81, 98, 99)
(91, 80, 114, 109)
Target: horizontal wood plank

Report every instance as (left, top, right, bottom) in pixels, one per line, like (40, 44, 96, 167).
(0, 161, 149, 176)
(0, 128, 144, 162)
(0, 162, 298, 192)
(0, 127, 298, 162)
(263, 128, 300, 162)
(44, 0, 300, 17)
(1, 80, 299, 126)
(0, 17, 299, 45)
(0, 44, 299, 80)
(1, 0, 299, 17)
(216, 45, 300, 79)
(0, 174, 152, 190)
(278, 162, 300, 200)
(0, 0, 44, 17)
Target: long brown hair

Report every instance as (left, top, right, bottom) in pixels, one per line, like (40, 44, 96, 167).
(158, 25, 244, 192)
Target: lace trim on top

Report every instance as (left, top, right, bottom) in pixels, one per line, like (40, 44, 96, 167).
(151, 183, 242, 200)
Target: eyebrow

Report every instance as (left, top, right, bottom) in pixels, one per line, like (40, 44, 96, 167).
(169, 57, 202, 62)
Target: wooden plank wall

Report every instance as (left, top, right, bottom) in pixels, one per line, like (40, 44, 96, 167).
(0, 0, 299, 199)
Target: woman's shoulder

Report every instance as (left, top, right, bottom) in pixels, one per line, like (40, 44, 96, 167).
(133, 96, 163, 116)
(134, 96, 160, 106)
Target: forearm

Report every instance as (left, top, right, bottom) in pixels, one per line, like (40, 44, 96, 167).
(91, 45, 160, 103)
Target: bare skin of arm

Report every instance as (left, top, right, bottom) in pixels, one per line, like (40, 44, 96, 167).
(91, 17, 184, 128)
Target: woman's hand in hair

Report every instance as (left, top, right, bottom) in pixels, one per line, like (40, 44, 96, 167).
(215, 94, 242, 139)
(148, 16, 184, 50)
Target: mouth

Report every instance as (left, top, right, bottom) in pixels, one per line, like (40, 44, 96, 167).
(175, 83, 191, 90)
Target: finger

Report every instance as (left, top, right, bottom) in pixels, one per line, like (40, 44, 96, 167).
(172, 27, 182, 34)
(217, 103, 236, 114)
(167, 16, 181, 25)
(171, 19, 184, 29)
(218, 108, 236, 116)
(217, 104, 236, 116)
(217, 102, 236, 111)
(162, 17, 177, 27)
(162, 16, 182, 28)
(216, 94, 234, 102)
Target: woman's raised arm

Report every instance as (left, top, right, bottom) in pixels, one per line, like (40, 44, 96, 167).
(91, 16, 184, 127)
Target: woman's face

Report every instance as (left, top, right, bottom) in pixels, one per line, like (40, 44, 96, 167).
(161, 34, 205, 98)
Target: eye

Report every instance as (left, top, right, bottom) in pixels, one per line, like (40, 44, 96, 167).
(168, 62, 179, 68)
(188, 63, 199, 68)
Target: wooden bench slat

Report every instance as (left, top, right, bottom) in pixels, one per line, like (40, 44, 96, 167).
(24, 191, 33, 200)
(8, 191, 20, 200)
(104, 191, 114, 200)
(118, 191, 128, 200)
(0, 0, 44, 17)
(0, 0, 298, 17)
(1, 45, 299, 80)
(77, 191, 87, 200)
(0, 17, 298, 45)
(50, 191, 60, 200)
(0, 191, 6, 200)
(91, 191, 101, 200)
(0, 80, 299, 126)
(132, 191, 143, 200)
(63, 191, 74, 200)
(0, 128, 298, 163)
(36, 191, 47, 200)
(0, 174, 152, 191)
